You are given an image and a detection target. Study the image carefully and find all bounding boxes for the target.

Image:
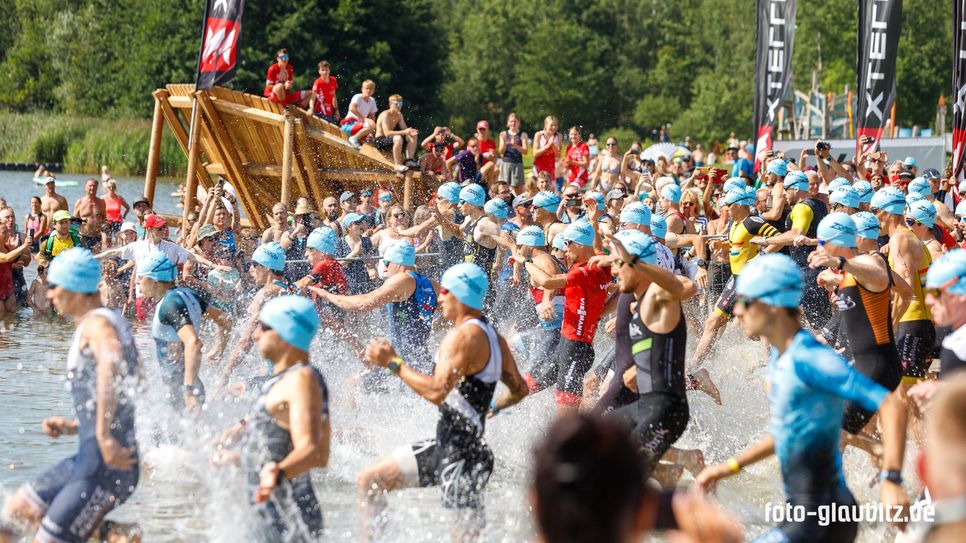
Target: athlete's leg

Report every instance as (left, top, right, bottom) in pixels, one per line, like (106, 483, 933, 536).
(651, 463, 685, 489)
(2, 489, 43, 532)
(357, 440, 436, 540)
(691, 311, 728, 367)
(662, 447, 706, 479)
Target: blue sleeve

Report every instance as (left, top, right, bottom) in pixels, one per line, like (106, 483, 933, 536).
(793, 349, 888, 412)
(157, 295, 191, 331)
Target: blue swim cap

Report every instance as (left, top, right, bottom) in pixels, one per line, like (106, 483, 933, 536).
(660, 184, 682, 204)
(828, 177, 850, 193)
(252, 242, 286, 272)
(306, 226, 338, 254)
(817, 212, 857, 248)
(723, 177, 747, 192)
(958, 180, 966, 194)
(384, 240, 416, 267)
(904, 156, 918, 169)
(437, 182, 461, 204)
(783, 171, 809, 192)
(136, 251, 178, 282)
(459, 184, 486, 208)
(735, 253, 803, 308)
(852, 211, 881, 240)
(908, 177, 931, 198)
(829, 187, 859, 209)
(614, 230, 657, 265)
(517, 225, 546, 247)
(926, 249, 966, 295)
(956, 200, 966, 218)
(766, 159, 788, 177)
(908, 200, 938, 229)
(723, 186, 755, 206)
(441, 263, 489, 310)
(48, 247, 102, 294)
(484, 198, 509, 219)
(906, 192, 924, 203)
(551, 234, 569, 251)
(852, 180, 874, 204)
(583, 191, 606, 211)
(620, 202, 652, 227)
(650, 214, 668, 239)
(341, 212, 366, 229)
(870, 187, 907, 215)
(533, 191, 561, 213)
(258, 295, 319, 351)
(560, 219, 596, 247)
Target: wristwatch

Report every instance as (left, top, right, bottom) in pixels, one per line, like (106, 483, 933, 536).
(388, 356, 404, 375)
(879, 469, 903, 485)
(695, 259, 707, 268)
(836, 256, 847, 270)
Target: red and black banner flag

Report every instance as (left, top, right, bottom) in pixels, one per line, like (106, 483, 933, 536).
(195, 0, 244, 91)
(856, 0, 902, 155)
(954, 0, 966, 180)
(753, 0, 797, 172)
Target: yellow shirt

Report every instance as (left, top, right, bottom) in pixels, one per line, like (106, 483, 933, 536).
(728, 215, 779, 275)
(888, 227, 932, 322)
(49, 232, 77, 257)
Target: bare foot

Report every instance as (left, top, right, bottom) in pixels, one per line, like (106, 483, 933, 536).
(690, 368, 722, 405)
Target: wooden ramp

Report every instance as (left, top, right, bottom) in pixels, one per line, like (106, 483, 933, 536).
(142, 84, 426, 229)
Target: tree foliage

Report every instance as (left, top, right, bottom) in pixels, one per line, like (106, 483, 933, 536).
(0, 0, 953, 142)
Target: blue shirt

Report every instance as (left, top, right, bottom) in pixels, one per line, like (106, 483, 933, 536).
(768, 329, 887, 497)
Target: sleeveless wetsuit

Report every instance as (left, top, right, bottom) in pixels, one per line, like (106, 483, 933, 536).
(889, 228, 936, 380)
(385, 271, 437, 373)
(151, 287, 209, 409)
(759, 329, 888, 543)
(607, 298, 689, 476)
(25, 308, 140, 543)
(243, 364, 328, 542)
(463, 215, 498, 313)
(393, 317, 501, 514)
(786, 198, 830, 327)
(834, 253, 902, 433)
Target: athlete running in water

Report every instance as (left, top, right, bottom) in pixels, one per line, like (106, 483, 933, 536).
(696, 253, 910, 542)
(531, 191, 566, 248)
(524, 219, 613, 413)
(219, 242, 293, 388)
(212, 295, 330, 542)
(137, 252, 231, 411)
(587, 231, 705, 486)
(312, 241, 439, 373)
(4, 248, 141, 543)
(511, 226, 567, 390)
(808, 213, 911, 458)
(357, 263, 529, 541)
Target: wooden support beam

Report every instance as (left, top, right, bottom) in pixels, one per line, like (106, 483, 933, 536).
(210, 98, 286, 126)
(205, 162, 228, 176)
(144, 90, 166, 206)
(195, 91, 264, 229)
(167, 95, 193, 109)
(182, 96, 202, 228)
(403, 171, 413, 211)
(245, 163, 282, 177)
(156, 90, 212, 191)
(294, 122, 326, 209)
(281, 112, 295, 206)
(316, 169, 406, 183)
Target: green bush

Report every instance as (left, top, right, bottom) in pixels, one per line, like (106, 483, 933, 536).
(30, 120, 86, 163)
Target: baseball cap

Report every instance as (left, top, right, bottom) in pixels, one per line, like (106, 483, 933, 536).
(512, 195, 533, 208)
(258, 295, 319, 352)
(476, 120, 489, 130)
(119, 222, 137, 233)
(922, 168, 941, 180)
(606, 189, 625, 202)
(144, 214, 167, 229)
(341, 212, 366, 229)
(132, 196, 150, 208)
(52, 210, 71, 222)
(44, 177, 56, 185)
(197, 224, 219, 241)
(340, 191, 357, 203)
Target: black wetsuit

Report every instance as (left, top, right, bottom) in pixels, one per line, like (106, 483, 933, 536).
(385, 271, 437, 373)
(786, 198, 829, 328)
(940, 324, 966, 379)
(463, 216, 498, 314)
(243, 364, 328, 542)
(834, 254, 902, 434)
(151, 287, 209, 409)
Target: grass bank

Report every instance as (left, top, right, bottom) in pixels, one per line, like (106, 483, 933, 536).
(0, 112, 186, 177)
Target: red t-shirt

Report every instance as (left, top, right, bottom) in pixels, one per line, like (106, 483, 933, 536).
(533, 133, 559, 177)
(309, 259, 348, 298)
(561, 261, 611, 343)
(423, 141, 456, 160)
(264, 64, 294, 97)
(566, 142, 590, 186)
(311, 76, 339, 116)
(479, 138, 496, 165)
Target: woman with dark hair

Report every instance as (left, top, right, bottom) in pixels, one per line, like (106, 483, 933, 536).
(531, 414, 742, 543)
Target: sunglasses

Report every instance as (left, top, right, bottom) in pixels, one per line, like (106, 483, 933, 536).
(734, 285, 799, 310)
(440, 287, 449, 296)
(606, 142, 617, 147)
(277, 55, 289, 60)
(392, 213, 407, 218)
(904, 217, 920, 227)
(393, 101, 403, 107)
(258, 322, 273, 332)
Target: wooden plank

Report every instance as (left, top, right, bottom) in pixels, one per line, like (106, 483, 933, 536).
(182, 99, 202, 227)
(294, 121, 326, 208)
(211, 98, 285, 126)
(205, 162, 228, 176)
(196, 92, 264, 228)
(157, 91, 211, 191)
(168, 95, 193, 109)
(144, 91, 166, 205)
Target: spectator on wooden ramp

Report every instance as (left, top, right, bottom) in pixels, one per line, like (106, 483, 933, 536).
(263, 48, 315, 109)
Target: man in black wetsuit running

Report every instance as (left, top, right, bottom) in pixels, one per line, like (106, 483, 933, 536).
(356, 263, 529, 541)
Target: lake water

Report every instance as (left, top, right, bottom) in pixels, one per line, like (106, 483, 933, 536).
(0, 169, 905, 541)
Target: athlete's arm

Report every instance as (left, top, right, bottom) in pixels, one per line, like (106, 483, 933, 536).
(876, 391, 910, 529)
(694, 436, 775, 495)
(205, 305, 232, 361)
(312, 272, 414, 311)
(395, 215, 438, 238)
(890, 234, 922, 303)
(278, 368, 331, 476)
(86, 316, 136, 470)
(94, 241, 134, 260)
(524, 261, 568, 290)
(762, 204, 811, 247)
(889, 270, 912, 328)
(220, 291, 268, 384)
(492, 335, 529, 412)
(810, 252, 889, 292)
